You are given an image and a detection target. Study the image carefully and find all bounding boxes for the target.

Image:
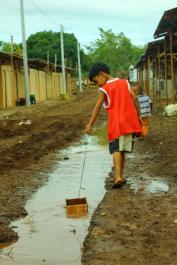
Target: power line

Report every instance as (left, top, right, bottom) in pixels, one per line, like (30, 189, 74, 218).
(30, 0, 59, 28)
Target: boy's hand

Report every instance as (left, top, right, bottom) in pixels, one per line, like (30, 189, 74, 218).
(84, 124, 92, 134)
(138, 116, 143, 125)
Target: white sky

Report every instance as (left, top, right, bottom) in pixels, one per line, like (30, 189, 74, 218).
(0, 0, 176, 48)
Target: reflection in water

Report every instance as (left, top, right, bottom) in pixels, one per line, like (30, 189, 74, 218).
(0, 241, 15, 249)
(0, 131, 111, 265)
(0, 243, 14, 263)
(92, 124, 107, 146)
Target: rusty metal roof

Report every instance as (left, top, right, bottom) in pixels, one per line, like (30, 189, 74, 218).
(135, 54, 146, 67)
(0, 51, 75, 72)
(154, 7, 177, 38)
(28, 58, 75, 72)
(145, 38, 164, 56)
(28, 58, 61, 71)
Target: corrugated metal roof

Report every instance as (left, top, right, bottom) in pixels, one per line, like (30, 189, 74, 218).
(145, 38, 164, 56)
(29, 59, 75, 72)
(135, 54, 146, 67)
(154, 7, 177, 38)
(0, 51, 75, 72)
(0, 51, 22, 60)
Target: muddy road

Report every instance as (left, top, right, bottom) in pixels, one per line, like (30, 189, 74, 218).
(82, 107, 177, 265)
(0, 89, 106, 243)
(1, 89, 177, 265)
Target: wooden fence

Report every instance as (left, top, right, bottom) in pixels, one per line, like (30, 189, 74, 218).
(0, 64, 72, 109)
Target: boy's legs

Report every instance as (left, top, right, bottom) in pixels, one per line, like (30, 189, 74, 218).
(113, 151, 125, 183)
(109, 134, 132, 186)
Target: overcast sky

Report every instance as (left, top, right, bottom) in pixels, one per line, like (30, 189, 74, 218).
(0, 0, 176, 49)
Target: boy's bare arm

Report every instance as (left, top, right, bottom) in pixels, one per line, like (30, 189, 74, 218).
(130, 88, 142, 121)
(85, 91, 105, 134)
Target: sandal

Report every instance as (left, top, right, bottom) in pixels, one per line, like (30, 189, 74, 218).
(112, 178, 127, 188)
(122, 179, 127, 184)
(112, 180, 124, 188)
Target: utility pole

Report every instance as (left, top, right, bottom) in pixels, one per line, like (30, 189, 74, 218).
(20, 0, 30, 106)
(10, 35, 14, 65)
(47, 50, 50, 71)
(54, 54, 57, 72)
(60, 24, 66, 94)
(77, 41, 82, 92)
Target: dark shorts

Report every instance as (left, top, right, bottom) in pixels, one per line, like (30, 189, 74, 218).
(109, 134, 134, 154)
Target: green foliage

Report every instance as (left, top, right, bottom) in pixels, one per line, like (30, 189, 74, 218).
(0, 41, 23, 55)
(26, 31, 78, 68)
(86, 28, 146, 74)
(0, 29, 146, 78)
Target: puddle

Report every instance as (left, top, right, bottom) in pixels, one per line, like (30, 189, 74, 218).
(0, 133, 111, 265)
(129, 174, 170, 195)
(146, 180, 169, 193)
(126, 153, 171, 195)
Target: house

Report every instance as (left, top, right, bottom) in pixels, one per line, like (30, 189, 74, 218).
(136, 7, 177, 103)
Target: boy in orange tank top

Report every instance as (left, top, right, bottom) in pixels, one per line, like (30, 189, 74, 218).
(85, 63, 142, 188)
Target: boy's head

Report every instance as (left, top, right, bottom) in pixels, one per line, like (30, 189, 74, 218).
(89, 63, 110, 87)
(136, 83, 144, 95)
(133, 82, 144, 95)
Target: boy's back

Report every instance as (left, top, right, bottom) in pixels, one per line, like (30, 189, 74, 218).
(100, 78, 141, 141)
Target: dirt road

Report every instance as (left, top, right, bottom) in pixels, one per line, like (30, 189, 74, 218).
(1, 89, 177, 265)
(0, 88, 106, 244)
(82, 106, 177, 265)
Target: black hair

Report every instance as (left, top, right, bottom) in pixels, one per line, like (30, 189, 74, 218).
(88, 63, 110, 81)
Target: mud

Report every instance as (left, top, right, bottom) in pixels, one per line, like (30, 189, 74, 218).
(1, 89, 177, 265)
(0, 89, 106, 243)
(82, 106, 177, 265)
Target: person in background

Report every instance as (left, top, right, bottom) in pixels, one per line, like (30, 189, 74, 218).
(135, 83, 152, 139)
(84, 63, 142, 188)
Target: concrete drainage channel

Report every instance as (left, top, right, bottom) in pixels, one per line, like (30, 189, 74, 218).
(0, 134, 112, 265)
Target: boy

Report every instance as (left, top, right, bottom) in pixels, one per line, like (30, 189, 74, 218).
(135, 84, 152, 139)
(85, 63, 142, 188)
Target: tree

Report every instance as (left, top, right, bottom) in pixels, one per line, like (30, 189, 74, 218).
(0, 41, 23, 55)
(86, 28, 146, 74)
(26, 31, 79, 68)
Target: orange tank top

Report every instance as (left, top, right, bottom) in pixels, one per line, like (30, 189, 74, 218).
(99, 78, 142, 141)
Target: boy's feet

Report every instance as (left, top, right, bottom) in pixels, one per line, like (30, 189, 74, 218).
(112, 178, 127, 188)
(110, 177, 127, 183)
(112, 180, 123, 188)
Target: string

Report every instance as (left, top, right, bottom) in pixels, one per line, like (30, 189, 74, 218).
(78, 135, 89, 198)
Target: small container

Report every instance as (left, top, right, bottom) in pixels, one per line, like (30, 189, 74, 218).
(66, 197, 88, 218)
